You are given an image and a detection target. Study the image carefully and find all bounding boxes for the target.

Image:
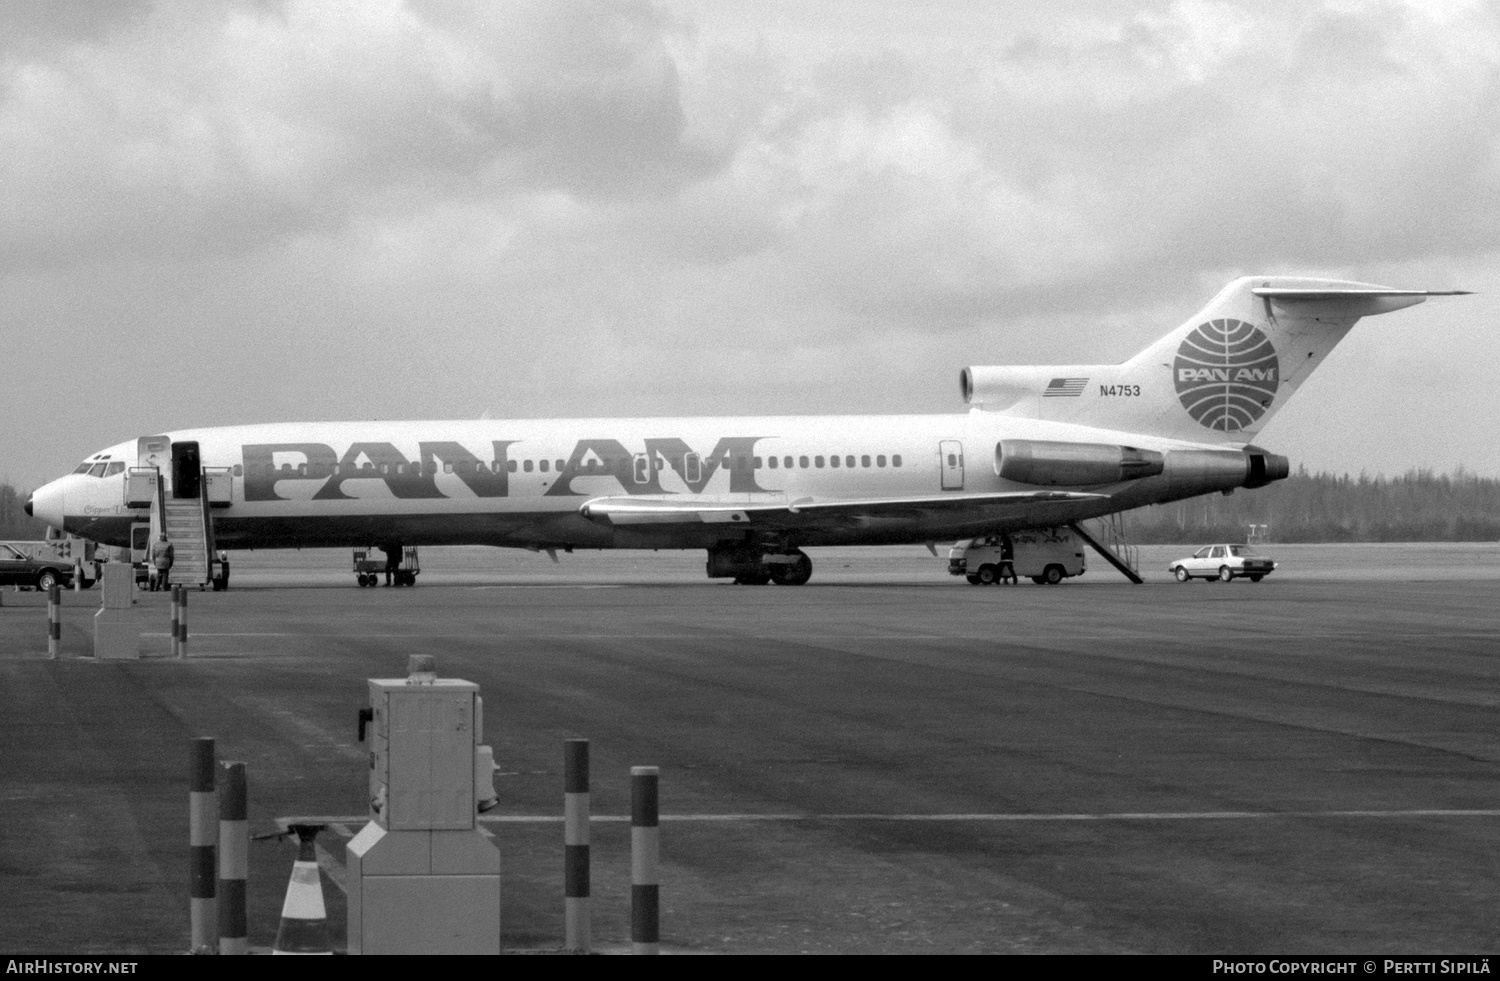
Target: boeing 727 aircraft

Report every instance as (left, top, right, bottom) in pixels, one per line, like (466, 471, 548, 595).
(26, 276, 1466, 585)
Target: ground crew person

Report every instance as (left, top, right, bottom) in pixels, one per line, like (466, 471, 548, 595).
(149, 535, 174, 591)
(999, 534, 1018, 585)
(383, 544, 401, 587)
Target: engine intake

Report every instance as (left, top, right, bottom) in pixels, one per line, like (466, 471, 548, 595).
(996, 440, 1165, 486)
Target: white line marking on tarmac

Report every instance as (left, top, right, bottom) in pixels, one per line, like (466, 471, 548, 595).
(302, 809, 1500, 831)
(476, 808, 1500, 823)
(314, 842, 347, 894)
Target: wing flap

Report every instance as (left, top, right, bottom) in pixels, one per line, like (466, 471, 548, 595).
(580, 491, 1108, 527)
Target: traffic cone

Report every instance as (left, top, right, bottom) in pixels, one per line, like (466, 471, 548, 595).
(273, 825, 332, 955)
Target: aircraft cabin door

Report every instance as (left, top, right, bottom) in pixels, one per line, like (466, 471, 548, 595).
(138, 435, 170, 473)
(939, 440, 964, 490)
(172, 441, 201, 499)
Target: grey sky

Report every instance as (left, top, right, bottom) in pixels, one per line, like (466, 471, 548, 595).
(3, 0, 1498, 491)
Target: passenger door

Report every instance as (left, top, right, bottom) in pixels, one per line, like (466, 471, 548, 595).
(939, 440, 964, 491)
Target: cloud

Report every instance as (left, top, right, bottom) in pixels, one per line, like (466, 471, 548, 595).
(2, 0, 1499, 488)
(0, 0, 720, 269)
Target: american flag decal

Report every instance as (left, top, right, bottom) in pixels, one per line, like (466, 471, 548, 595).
(1043, 377, 1088, 397)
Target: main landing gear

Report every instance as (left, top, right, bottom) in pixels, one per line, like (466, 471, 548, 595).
(705, 545, 813, 586)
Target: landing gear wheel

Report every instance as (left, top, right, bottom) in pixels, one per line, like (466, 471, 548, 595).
(769, 550, 812, 586)
(1218, 565, 1233, 583)
(735, 570, 772, 585)
(1043, 565, 1064, 585)
(977, 564, 998, 585)
(1175, 567, 1190, 583)
(965, 574, 983, 585)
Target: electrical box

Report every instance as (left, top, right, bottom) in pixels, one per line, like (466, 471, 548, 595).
(348, 658, 500, 955)
(367, 677, 478, 831)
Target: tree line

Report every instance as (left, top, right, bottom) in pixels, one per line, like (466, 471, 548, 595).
(1120, 467, 1500, 543)
(3, 469, 1498, 544)
(0, 483, 47, 540)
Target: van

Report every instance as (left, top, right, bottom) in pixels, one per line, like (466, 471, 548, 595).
(947, 526, 1086, 585)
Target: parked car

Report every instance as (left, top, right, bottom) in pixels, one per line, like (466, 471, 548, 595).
(1168, 544, 1276, 582)
(0, 542, 87, 591)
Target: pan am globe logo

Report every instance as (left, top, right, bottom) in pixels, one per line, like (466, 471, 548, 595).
(1173, 318, 1279, 431)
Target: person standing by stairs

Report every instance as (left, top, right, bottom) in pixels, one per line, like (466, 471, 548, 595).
(149, 534, 174, 592)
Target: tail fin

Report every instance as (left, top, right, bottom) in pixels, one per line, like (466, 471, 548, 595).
(961, 276, 1469, 445)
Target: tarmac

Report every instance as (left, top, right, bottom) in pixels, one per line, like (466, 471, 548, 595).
(1, 544, 1498, 954)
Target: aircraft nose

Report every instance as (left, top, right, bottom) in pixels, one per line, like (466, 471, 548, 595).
(24, 494, 33, 517)
(28, 479, 67, 530)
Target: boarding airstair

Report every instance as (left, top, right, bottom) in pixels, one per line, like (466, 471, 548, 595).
(133, 465, 228, 590)
(1071, 513, 1143, 584)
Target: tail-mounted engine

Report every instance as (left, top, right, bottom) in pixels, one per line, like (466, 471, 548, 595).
(996, 440, 1164, 486)
(994, 439, 1288, 493)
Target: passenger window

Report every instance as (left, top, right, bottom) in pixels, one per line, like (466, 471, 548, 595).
(233, 464, 243, 477)
(507, 461, 518, 473)
(830, 455, 840, 468)
(861, 455, 871, 468)
(684, 452, 701, 484)
(799, 456, 809, 468)
(557, 460, 566, 471)
(876, 455, 886, 467)
(524, 460, 534, 473)
(893, 455, 902, 467)
(298, 463, 307, 476)
(785, 456, 794, 468)
(846, 456, 856, 468)
(768, 457, 778, 469)
(539, 460, 549, 473)
(444, 462, 454, 474)
(633, 455, 648, 483)
(815, 456, 825, 468)
(753, 456, 762, 469)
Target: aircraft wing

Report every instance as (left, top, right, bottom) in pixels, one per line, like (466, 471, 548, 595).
(579, 491, 1108, 527)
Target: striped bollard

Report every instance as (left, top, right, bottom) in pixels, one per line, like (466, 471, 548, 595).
(218, 762, 248, 955)
(631, 766, 659, 955)
(73, 559, 82, 593)
(47, 584, 60, 658)
(177, 586, 189, 658)
(171, 586, 181, 658)
(189, 737, 218, 954)
(564, 739, 591, 953)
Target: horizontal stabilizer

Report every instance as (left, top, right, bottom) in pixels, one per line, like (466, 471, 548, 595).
(1251, 286, 1472, 319)
(1250, 288, 1471, 298)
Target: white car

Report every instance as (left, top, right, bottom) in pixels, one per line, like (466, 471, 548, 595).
(1168, 544, 1276, 583)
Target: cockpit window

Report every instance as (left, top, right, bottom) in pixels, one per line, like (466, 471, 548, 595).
(104, 462, 125, 476)
(87, 463, 107, 478)
(74, 463, 93, 474)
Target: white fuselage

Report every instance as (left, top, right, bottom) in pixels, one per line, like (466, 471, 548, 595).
(32, 412, 1243, 552)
